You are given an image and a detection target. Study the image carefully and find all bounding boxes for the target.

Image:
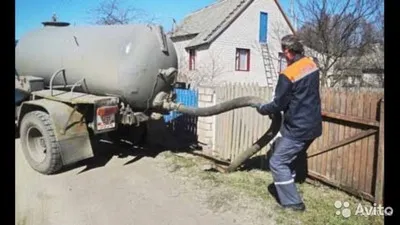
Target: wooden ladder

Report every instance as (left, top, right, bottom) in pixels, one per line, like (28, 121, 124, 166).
(261, 44, 278, 89)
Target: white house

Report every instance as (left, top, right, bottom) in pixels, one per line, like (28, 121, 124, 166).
(170, 0, 296, 87)
(326, 43, 384, 88)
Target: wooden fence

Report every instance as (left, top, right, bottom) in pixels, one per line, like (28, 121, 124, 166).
(211, 83, 384, 203)
(214, 84, 273, 160)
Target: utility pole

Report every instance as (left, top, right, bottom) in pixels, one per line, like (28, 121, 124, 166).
(290, 0, 297, 31)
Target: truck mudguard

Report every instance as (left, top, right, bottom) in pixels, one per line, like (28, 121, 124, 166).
(18, 99, 94, 166)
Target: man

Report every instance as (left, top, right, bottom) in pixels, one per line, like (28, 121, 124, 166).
(253, 34, 322, 211)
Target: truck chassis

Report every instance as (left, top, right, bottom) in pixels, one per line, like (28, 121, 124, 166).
(15, 70, 150, 175)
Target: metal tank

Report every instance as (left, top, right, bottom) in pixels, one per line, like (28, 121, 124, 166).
(15, 22, 178, 109)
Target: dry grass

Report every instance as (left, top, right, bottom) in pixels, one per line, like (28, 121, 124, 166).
(158, 151, 385, 225)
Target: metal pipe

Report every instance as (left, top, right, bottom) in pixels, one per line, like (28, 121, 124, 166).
(49, 68, 66, 96)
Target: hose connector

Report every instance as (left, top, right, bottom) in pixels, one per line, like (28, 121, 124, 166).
(152, 91, 169, 108)
(162, 101, 182, 111)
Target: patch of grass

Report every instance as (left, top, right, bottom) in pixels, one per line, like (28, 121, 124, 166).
(287, 183, 385, 225)
(197, 171, 222, 185)
(162, 152, 384, 225)
(216, 170, 273, 203)
(206, 191, 236, 212)
(172, 155, 196, 168)
(161, 151, 197, 170)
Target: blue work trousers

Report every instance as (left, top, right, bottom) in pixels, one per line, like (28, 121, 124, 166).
(269, 136, 314, 206)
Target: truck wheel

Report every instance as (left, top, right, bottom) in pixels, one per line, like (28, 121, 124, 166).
(20, 111, 63, 175)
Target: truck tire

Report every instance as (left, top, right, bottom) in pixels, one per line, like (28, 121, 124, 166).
(20, 111, 63, 175)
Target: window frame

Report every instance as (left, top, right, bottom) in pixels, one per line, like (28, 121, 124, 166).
(189, 49, 196, 71)
(235, 48, 250, 72)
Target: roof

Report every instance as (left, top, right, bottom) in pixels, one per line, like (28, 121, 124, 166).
(171, 0, 295, 49)
(335, 44, 384, 71)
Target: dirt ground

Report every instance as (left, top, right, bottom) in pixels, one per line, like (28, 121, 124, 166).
(15, 137, 384, 225)
(15, 138, 277, 225)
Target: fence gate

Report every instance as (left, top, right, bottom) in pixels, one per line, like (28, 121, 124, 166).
(164, 87, 199, 142)
(306, 88, 384, 203)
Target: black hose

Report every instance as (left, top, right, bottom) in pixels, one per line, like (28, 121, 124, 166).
(174, 96, 265, 116)
(226, 112, 281, 172)
(167, 96, 282, 172)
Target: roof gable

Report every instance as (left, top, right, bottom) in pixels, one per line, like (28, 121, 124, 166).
(171, 0, 295, 49)
(172, 0, 239, 37)
(335, 45, 384, 71)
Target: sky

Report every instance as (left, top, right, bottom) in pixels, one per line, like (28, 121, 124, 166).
(15, 0, 292, 40)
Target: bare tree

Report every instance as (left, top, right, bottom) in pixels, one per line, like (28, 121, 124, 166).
(198, 50, 227, 85)
(176, 49, 228, 88)
(89, 0, 157, 25)
(295, 0, 383, 87)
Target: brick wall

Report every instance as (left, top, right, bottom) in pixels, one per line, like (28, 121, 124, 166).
(196, 86, 217, 153)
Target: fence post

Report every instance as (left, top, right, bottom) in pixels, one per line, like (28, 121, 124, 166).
(374, 98, 384, 204)
(197, 86, 216, 154)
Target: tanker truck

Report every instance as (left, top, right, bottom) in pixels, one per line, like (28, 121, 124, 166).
(15, 21, 180, 175)
(15, 21, 282, 175)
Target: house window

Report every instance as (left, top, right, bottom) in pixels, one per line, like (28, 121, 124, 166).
(189, 49, 196, 70)
(278, 52, 287, 72)
(235, 48, 250, 71)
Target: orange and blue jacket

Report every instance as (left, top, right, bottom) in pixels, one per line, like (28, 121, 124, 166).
(259, 55, 322, 140)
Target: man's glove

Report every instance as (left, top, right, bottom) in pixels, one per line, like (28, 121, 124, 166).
(268, 113, 275, 120)
(250, 103, 270, 116)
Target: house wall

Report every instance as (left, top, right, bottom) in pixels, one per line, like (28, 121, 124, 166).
(201, 0, 293, 86)
(171, 36, 215, 87)
(362, 73, 383, 88)
(172, 0, 294, 88)
(333, 73, 383, 88)
(170, 35, 192, 73)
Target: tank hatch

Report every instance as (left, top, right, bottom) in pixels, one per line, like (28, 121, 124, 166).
(42, 13, 70, 27)
(42, 21, 70, 27)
